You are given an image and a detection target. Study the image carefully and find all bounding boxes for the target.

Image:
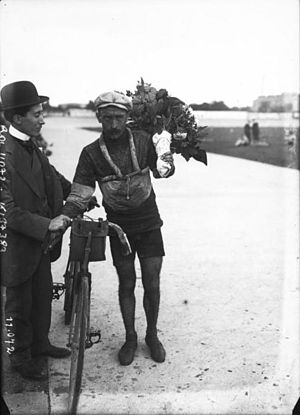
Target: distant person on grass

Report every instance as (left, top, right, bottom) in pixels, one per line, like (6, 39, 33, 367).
(244, 121, 251, 144)
(252, 120, 260, 142)
(235, 121, 251, 147)
(62, 91, 175, 366)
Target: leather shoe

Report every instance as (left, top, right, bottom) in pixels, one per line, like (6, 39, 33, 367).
(118, 335, 137, 366)
(145, 334, 166, 363)
(12, 360, 47, 381)
(34, 344, 71, 359)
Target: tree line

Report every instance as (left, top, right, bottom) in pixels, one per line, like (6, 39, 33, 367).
(189, 101, 251, 111)
(45, 99, 298, 113)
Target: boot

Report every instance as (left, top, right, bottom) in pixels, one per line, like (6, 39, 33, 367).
(145, 333, 166, 363)
(118, 333, 137, 366)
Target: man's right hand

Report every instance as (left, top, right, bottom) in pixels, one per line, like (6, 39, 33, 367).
(48, 214, 71, 232)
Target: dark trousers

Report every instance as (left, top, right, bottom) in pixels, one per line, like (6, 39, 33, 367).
(4, 253, 52, 365)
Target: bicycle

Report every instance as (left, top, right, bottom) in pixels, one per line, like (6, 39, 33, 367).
(49, 215, 131, 414)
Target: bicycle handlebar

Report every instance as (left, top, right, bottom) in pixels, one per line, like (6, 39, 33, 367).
(44, 217, 131, 256)
(107, 222, 131, 256)
(43, 230, 64, 254)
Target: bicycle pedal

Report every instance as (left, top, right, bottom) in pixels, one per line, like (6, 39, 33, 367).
(85, 329, 101, 348)
(52, 283, 66, 300)
(85, 339, 93, 349)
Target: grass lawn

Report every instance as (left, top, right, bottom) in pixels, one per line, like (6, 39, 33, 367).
(201, 127, 299, 169)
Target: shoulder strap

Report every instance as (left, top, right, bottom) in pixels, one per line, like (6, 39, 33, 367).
(98, 128, 140, 178)
(127, 128, 140, 171)
(98, 135, 123, 178)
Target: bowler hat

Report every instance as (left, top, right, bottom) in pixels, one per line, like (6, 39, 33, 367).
(94, 91, 132, 112)
(0, 81, 49, 110)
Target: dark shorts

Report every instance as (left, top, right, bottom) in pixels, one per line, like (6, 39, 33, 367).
(109, 228, 165, 266)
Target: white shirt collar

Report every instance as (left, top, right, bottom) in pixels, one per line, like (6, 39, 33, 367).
(9, 125, 31, 141)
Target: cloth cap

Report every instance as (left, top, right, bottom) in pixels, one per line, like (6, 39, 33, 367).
(94, 91, 132, 112)
(0, 81, 49, 110)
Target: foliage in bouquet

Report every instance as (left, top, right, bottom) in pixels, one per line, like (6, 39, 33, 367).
(126, 78, 207, 164)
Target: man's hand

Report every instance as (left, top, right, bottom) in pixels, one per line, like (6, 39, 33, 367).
(161, 151, 174, 166)
(48, 215, 71, 232)
(86, 196, 100, 212)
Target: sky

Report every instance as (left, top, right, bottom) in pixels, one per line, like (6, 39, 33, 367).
(0, 0, 299, 107)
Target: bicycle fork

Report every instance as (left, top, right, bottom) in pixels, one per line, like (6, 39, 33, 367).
(68, 232, 101, 349)
(85, 272, 101, 349)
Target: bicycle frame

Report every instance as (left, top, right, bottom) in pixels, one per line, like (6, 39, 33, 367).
(49, 216, 131, 414)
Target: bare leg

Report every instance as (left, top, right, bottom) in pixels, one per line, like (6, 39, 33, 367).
(140, 256, 166, 362)
(115, 258, 137, 365)
(140, 256, 162, 336)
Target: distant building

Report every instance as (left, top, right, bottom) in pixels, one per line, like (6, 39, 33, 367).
(58, 103, 86, 110)
(252, 93, 299, 113)
(51, 103, 92, 117)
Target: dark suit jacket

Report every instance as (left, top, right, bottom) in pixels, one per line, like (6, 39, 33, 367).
(0, 129, 71, 287)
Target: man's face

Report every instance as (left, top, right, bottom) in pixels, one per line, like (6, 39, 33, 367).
(14, 103, 45, 137)
(98, 106, 128, 140)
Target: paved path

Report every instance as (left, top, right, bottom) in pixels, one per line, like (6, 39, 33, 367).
(2, 117, 299, 414)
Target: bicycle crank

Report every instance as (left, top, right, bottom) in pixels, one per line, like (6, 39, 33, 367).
(85, 328, 101, 348)
(52, 283, 66, 300)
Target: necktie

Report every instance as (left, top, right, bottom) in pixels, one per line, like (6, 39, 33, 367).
(17, 138, 36, 154)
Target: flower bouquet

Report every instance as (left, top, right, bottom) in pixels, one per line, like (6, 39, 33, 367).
(126, 78, 207, 165)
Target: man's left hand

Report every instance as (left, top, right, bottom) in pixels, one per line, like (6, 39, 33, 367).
(161, 151, 174, 167)
(87, 196, 100, 211)
(48, 214, 71, 232)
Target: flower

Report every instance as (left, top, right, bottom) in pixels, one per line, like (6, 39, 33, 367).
(126, 78, 207, 164)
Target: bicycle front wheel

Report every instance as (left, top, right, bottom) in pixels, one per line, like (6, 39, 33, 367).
(68, 275, 89, 414)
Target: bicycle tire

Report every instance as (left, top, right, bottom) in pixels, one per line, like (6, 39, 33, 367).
(63, 262, 72, 325)
(64, 261, 80, 325)
(68, 275, 89, 414)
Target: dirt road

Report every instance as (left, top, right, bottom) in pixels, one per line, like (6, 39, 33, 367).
(2, 117, 299, 414)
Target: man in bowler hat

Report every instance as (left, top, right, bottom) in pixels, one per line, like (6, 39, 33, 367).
(0, 81, 72, 380)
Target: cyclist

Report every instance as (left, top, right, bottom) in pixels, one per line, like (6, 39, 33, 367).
(62, 91, 174, 366)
